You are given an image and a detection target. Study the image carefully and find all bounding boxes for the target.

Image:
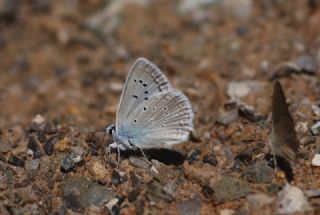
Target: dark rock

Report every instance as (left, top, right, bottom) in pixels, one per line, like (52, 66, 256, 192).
(0, 0, 19, 22)
(238, 104, 265, 122)
(60, 156, 76, 173)
(234, 153, 252, 170)
(37, 131, 47, 143)
(111, 169, 127, 186)
(8, 155, 25, 167)
(187, 149, 201, 163)
(43, 136, 57, 155)
(43, 122, 57, 135)
(203, 154, 218, 166)
(265, 154, 294, 182)
(27, 136, 42, 158)
(128, 189, 140, 202)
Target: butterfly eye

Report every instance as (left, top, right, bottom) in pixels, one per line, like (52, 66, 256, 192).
(106, 125, 115, 135)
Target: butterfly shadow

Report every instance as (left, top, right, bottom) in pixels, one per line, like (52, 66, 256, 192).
(110, 148, 186, 166)
(265, 153, 294, 182)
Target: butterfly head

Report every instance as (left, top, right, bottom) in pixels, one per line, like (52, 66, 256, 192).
(105, 124, 115, 136)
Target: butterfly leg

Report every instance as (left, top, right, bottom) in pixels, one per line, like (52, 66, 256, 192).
(134, 145, 153, 166)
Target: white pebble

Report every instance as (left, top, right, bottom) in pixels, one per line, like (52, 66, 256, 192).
(277, 184, 311, 214)
(220, 209, 235, 215)
(311, 154, 320, 166)
(31, 114, 45, 125)
(310, 121, 320, 135)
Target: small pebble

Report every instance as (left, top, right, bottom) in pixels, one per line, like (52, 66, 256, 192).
(176, 196, 201, 215)
(311, 154, 320, 166)
(187, 149, 201, 163)
(245, 160, 273, 183)
(310, 121, 320, 135)
(8, 155, 25, 167)
(209, 176, 251, 203)
(43, 136, 57, 155)
(111, 169, 127, 186)
(234, 153, 252, 170)
(247, 193, 274, 210)
(106, 198, 120, 212)
(238, 103, 265, 122)
(216, 108, 239, 125)
(37, 131, 47, 143)
(60, 156, 76, 173)
(311, 104, 320, 116)
(0, 140, 12, 153)
(31, 114, 45, 125)
(227, 81, 262, 98)
(27, 136, 42, 159)
(220, 209, 235, 215)
(88, 160, 108, 180)
(25, 159, 40, 171)
(129, 156, 150, 169)
(203, 154, 218, 166)
(296, 55, 317, 74)
(276, 184, 311, 214)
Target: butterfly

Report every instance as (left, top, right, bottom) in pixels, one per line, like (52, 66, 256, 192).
(270, 81, 299, 162)
(106, 58, 194, 155)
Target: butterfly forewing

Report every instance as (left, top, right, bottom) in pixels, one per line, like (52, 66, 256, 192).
(271, 81, 299, 161)
(116, 58, 171, 135)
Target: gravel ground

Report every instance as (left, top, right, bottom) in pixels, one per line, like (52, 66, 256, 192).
(0, 0, 320, 214)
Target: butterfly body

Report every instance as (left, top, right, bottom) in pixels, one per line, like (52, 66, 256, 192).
(107, 58, 194, 151)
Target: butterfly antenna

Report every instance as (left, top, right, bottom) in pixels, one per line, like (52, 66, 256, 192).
(117, 145, 121, 164)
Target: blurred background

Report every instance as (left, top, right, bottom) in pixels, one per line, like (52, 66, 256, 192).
(0, 0, 319, 131)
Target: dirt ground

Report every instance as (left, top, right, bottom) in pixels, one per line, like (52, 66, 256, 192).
(0, 0, 320, 214)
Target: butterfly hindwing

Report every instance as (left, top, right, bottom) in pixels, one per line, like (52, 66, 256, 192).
(118, 89, 194, 148)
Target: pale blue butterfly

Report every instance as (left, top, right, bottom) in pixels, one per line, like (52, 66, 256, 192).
(106, 58, 194, 155)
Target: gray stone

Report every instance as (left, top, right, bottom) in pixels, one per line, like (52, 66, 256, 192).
(177, 196, 201, 215)
(245, 160, 273, 183)
(61, 177, 115, 210)
(216, 108, 239, 125)
(296, 55, 317, 74)
(209, 176, 251, 203)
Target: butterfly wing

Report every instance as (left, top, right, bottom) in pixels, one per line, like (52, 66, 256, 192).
(116, 58, 171, 135)
(271, 81, 299, 161)
(117, 89, 194, 148)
